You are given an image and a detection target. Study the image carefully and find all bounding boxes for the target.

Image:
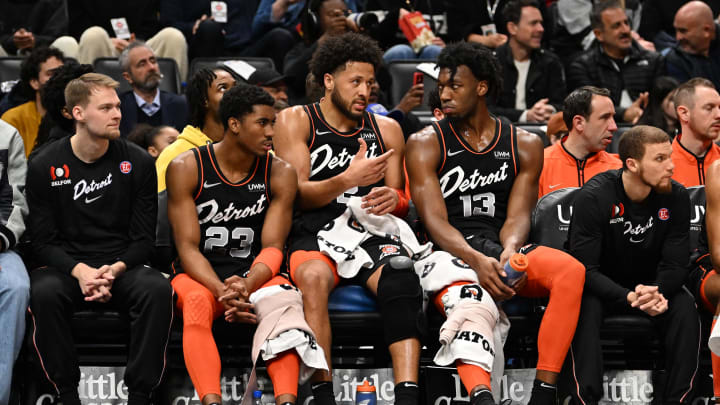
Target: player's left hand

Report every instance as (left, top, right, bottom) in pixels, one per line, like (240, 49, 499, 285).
(361, 187, 398, 215)
(498, 247, 526, 292)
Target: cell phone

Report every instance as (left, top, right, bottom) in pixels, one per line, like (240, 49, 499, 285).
(413, 72, 424, 86)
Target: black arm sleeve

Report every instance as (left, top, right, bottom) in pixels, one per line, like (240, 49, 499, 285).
(26, 158, 80, 273)
(118, 153, 157, 269)
(568, 187, 630, 305)
(655, 187, 691, 296)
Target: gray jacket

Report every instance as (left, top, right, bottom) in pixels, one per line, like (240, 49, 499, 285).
(0, 120, 27, 250)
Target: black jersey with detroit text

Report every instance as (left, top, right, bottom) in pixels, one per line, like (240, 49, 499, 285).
(433, 116, 519, 240)
(172, 144, 272, 280)
(294, 102, 388, 234)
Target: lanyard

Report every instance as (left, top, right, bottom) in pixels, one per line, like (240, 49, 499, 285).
(486, 0, 500, 20)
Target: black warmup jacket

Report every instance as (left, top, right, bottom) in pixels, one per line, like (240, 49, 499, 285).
(567, 170, 690, 305)
(26, 137, 157, 272)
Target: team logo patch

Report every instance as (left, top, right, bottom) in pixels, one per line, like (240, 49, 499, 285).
(378, 244, 400, 260)
(494, 150, 511, 160)
(50, 164, 71, 186)
(451, 258, 471, 269)
(119, 161, 132, 174)
(611, 203, 625, 217)
(658, 208, 670, 221)
(459, 284, 483, 301)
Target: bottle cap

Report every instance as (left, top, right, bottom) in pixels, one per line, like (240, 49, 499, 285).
(508, 253, 528, 272)
(253, 390, 263, 398)
(357, 379, 376, 392)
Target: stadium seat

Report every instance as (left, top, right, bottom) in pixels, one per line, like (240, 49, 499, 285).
(93, 57, 181, 94)
(688, 185, 706, 250)
(607, 124, 633, 154)
(386, 59, 437, 111)
(328, 285, 378, 312)
(529, 187, 579, 249)
(516, 123, 550, 146)
(0, 57, 23, 85)
(189, 57, 276, 81)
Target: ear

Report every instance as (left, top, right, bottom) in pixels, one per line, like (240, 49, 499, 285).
(71, 105, 84, 122)
(507, 21, 518, 37)
(61, 107, 72, 120)
(147, 145, 159, 158)
(122, 71, 132, 84)
(676, 105, 690, 124)
(573, 115, 585, 132)
(593, 27, 604, 43)
(29, 78, 40, 91)
(228, 116, 241, 133)
(625, 157, 639, 173)
(323, 73, 334, 92)
(476, 80, 488, 97)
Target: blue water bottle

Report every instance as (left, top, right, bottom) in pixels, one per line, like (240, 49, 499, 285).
(252, 390, 263, 405)
(356, 379, 377, 405)
(500, 252, 528, 287)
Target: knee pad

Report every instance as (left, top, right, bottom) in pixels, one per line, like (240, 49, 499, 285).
(182, 291, 215, 328)
(377, 257, 425, 344)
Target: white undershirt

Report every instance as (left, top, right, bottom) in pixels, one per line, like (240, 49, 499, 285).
(514, 59, 531, 111)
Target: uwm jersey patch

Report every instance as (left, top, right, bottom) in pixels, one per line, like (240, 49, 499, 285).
(434, 117, 519, 237)
(172, 144, 272, 280)
(299, 102, 388, 232)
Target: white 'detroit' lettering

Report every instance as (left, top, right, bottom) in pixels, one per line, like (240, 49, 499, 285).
(197, 194, 267, 224)
(439, 162, 509, 198)
(73, 173, 113, 201)
(310, 143, 379, 177)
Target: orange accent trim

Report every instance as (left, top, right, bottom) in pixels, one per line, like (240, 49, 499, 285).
(30, 308, 60, 395)
(264, 156, 271, 201)
(448, 118, 501, 155)
(700, 269, 718, 313)
(436, 123, 448, 174)
(312, 103, 365, 137)
(193, 147, 204, 201)
(510, 124, 518, 176)
(289, 250, 340, 287)
(366, 114, 386, 153)
(306, 105, 317, 149)
(208, 145, 259, 187)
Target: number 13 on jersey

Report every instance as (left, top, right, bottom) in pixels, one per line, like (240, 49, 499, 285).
(460, 192, 496, 217)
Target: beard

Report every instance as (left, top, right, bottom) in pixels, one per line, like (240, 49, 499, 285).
(331, 87, 363, 121)
(638, 166, 673, 194)
(133, 72, 162, 92)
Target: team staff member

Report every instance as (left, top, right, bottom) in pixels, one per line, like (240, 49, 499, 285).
(274, 33, 423, 405)
(568, 125, 700, 405)
(406, 42, 585, 405)
(538, 86, 622, 198)
(155, 67, 238, 269)
(671, 78, 720, 187)
(167, 84, 316, 405)
(26, 73, 173, 405)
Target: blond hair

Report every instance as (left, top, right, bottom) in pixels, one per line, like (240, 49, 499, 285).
(64, 73, 119, 111)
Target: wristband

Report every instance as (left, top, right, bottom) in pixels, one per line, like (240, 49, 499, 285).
(251, 247, 284, 276)
(391, 188, 410, 218)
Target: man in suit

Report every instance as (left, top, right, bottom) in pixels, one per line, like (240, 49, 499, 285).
(118, 41, 188, 137)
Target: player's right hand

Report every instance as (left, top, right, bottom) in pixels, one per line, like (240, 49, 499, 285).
(468, 253, 515, 301)
(344, 138, 394, 187)
(71, 263, 113, 302)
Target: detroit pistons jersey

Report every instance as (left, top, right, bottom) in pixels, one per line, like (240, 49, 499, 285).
(433, 116, 519, 240)
(294, 102, 388, 234)
(172, 144, 272, 280)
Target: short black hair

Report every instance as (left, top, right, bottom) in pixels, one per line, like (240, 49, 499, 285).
(40, 62, 94, 133)
(562, 86, 611, 130)
(437, 42, 502, 102)
(590, 0, 624, 30)
(128, 124, 172, 150)
(502, 0, 540, 26)
(186, 66, 240, 129)
(20, 46, 65, 84)
(219, 84, 275, 130)
(309, 32, 382, 87)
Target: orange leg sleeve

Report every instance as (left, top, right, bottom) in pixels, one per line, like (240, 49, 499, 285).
(518, 246, 585, 373)
(266, 350, 301, 398)
(172, 274, 226, 400)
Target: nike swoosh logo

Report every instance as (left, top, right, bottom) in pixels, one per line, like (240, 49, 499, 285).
(315, 130, 332, 136)
(85, 195, 102, 204)
(548, 183, 562, 189)
(447, 149, 463, 157)
(629, 236, 645, 243)
(204, 181, 221, 188)
(539, 382, 556, 390)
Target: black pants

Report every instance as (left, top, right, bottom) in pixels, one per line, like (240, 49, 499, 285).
(569, 288, 700, 404)
(29, 265, 174, 403)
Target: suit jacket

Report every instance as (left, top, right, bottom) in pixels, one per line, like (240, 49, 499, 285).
(119, 90, 188, 137)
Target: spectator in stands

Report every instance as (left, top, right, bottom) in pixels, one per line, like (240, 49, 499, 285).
(545, 111, 567, 145)
(538, 87, 621, 198)
(568, 125, 700, 405)
(26, 73, 173, 405)
(670, 78, 720, 187)
(252, 0, 357, 43)
(639, 0, 720, 53)
(406, 41, 585, 405)
(637, 76, 680, 137)
(49, 1, 189, 79)
(32, 63, 94, 158)
(154, 67, 238, 270)
(283, 0, 352, 103)
(696, 159, 720, 403)
(445, 0, 513, 48)
(381, 8, 445, 63)
(366, 81, 424, 139)
(127, 124, 179, 159)
(118, 41, 188, 137)
(665, 1, 720, 90)
(248, 68, 290, 111)
(567, 0, 663, 125)
(491, 0, 564, 123)
(1, 46, 64, 155)
(167, 83, 326, 405)
(275, 33, 423, 405)
(0, 0, 69, 56)
(0, 119, 29, 405)
(161, 0, 297, 72)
